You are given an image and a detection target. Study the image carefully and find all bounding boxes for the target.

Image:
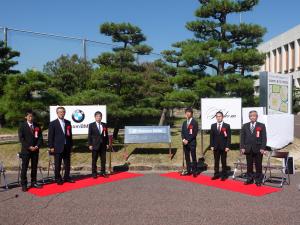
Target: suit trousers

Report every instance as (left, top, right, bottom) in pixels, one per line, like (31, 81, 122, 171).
(21, 152, 39, 186)
(246, 150, 263, 180)
(213, 148, 227, 175)
(92, 145, 106, 174)
(54, 145, 71, 181)
(184, 144, 197, 173)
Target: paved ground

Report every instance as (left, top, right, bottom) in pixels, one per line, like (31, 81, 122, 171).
(1, 171, 300, 225)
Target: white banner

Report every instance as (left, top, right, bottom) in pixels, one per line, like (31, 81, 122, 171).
(262, 114, 294, 149)
(50, 105, 107, 134)
(201, 98, 242, 130)
(242, 107, 265, 124)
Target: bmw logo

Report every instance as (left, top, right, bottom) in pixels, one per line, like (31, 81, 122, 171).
(72, 109, 85, 123)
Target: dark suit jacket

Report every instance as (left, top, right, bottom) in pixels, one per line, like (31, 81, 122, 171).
(18, 122, 43, 154)
(181, 118, 198, 146)
(210, 122, 231, 150)
(240, 122, 267, 153)
(88, 122, 109, 150)
(48, 119, 73, 153)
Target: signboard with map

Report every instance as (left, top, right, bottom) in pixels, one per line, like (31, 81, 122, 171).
(259, 72, 292, 114)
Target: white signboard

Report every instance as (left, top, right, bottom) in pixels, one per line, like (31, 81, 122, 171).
(260, 72, 293, 114)
(242, 107, 265, 124)
(201, 98, 242, 130)
(262, 114, 294, 149)
(50, 105, 107, 134)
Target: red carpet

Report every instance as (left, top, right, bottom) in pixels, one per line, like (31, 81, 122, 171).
(28, 172, 143, 197)
(161, 172, 281, 197)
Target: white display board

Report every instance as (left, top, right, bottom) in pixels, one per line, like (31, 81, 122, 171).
(262, 114, 294, 149)
(201, 98, 242, 130)
(50, 105, 107, 134)
(242, 107, 265, 124)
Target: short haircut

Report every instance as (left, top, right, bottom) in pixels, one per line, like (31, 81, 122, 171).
(249, 110, 258, 115)
(94, 111, 102, 117)
(25, 110, 34, 116)
(215, 111, 223, 117)
(56, 106, 66, 112)
(185, 107, 193, 114)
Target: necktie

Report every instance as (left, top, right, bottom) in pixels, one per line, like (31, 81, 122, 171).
(30, 124, 34, 133)
(218, 123, 221, 133)
(187, 119, 190, 128)
(250, 123, 255, 133)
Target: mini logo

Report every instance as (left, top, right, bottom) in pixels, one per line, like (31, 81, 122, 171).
(72, 109, 85, 123)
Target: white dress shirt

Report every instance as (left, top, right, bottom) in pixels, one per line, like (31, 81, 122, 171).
(217, 121, 223, 132)
(187, 118, 193, 128)
(27, 122, 34, 130)
(58, 118, 65, 134)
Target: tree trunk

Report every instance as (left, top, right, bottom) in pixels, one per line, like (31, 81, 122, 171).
(158, 108, 168, 126)
(218, 61, 224, 75)
(241, 67, 245, 76)
(0, 113, 4, 128)
(113, 118, 120, 139)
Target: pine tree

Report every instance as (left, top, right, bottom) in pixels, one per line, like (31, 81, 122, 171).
(0, 41, 20, 127)
(0, 70, 63, 127)
(44, 54, 93, 95)
(157, 0, 265, 112)
(181, 0, 266, 76)
(0, 41, 20, 75)
(92, 22, 167, 138)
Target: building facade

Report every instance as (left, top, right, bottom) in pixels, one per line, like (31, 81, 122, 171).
(257, 24, 300, 88)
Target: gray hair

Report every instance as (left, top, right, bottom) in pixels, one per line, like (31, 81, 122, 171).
(249, 110, 258, 115)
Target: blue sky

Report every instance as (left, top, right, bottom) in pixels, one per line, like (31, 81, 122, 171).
(1, 0, 300, 71)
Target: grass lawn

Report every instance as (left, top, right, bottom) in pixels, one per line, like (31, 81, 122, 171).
(0, 127, 18, 135)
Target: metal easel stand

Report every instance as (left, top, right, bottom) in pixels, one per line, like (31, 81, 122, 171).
(180, 144, 187, 175)
(107, 145, 114, 175)
(0, 161, 9, 189)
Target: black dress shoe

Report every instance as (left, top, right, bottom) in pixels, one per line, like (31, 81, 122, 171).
(255, 179, 262, 186)
(244, 179, 254, 185)
(211, 175, 220, 180)
(56, 180, 64, 185)
(31, 183, 42, 189)
(22, 186, 28, 192)
(64, 178, 75, 183)
(220, 176, 227, 181)
(92, 174, 98, 179)
(256, 182, 262, 187)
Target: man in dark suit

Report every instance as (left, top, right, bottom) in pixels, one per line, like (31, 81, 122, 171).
(181, 107, 199, 177)
(210, 111, 231, 181)
(48, 106, 74, 185)
(240, 110, 267, 186)
(88, 111, 109, 178)
(18, 110, 43, 192)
